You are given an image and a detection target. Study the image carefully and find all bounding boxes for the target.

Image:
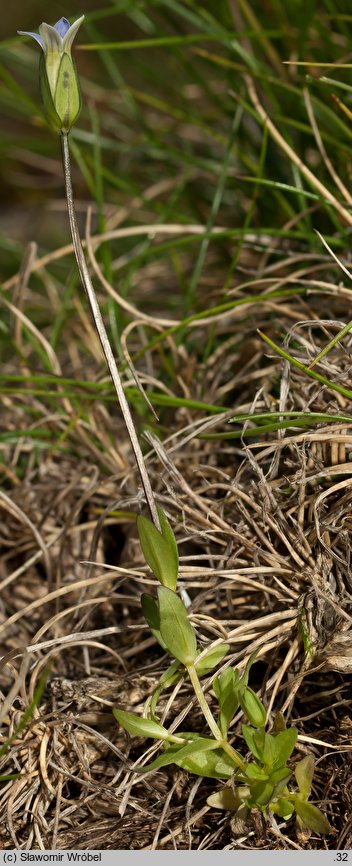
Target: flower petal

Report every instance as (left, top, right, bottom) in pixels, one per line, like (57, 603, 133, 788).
(38, 22, 62, 52)
(61, 15, 85, 54)
(53, 18, 71, 38)
(17, 30, 44, 49)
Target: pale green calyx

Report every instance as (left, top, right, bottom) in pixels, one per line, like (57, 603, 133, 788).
(18, 16, 84, 134)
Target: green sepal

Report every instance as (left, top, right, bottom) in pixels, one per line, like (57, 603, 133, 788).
(113, 708, 171, 740)
(39, 51, 81, 134)
(137, 506, 179, 590)
(39, 52, 62, 132)
(158, 586, 197, 665)
(54, 52, 81, 133)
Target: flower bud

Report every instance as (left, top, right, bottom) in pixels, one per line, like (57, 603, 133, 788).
(239, 687, 267, 727)
(18, 16, 84, 134)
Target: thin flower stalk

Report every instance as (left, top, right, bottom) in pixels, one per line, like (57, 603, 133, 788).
(18, 15, 160, 529)
(61, 132, 160, 530)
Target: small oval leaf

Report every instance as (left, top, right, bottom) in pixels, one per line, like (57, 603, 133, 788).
(195, 643, 230, 676)
(242, 725, 264, 762)
(137, 507, 178, 590)
(158, 586, 197, 665)
(295, 799, 332, 834)
(207, 788, 243, 811)
(294, 754, 315, 798)
(166, 737, 235, 779)
(213, 668, 240, 736)
(113, 708, 170, 740)
(272, 727, 298, 769)
(142, 735, 234, 779)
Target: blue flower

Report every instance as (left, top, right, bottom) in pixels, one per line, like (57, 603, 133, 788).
(18, 16, 84, 134)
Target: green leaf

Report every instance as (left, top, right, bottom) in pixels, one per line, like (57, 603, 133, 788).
(195, 643, 230, 676)
(113, 708, 171, 740)
(270, 766, 292, 799)
(295, 800, 332, 834)
(295, 754, 315, 798)
(195, 643, 230, 677)
(0, 773, 21, 781)
(249, 779, 275, 807)
(242, 725, 265, 762)
(239, 687, 266, 727)
(262, 733, 276, 770)
(213, 668, 240, 736)
(245, 762, 268, 781)
(173, 748, 236, 779)
(149, 660, 182, 719)
(166, 736, 235, 779)
(142, 734, 235, 779)
(271, 798, 295, 820)
(141, 593, 167, 651)
(272, 728, 298, 769)
(141, 749, 185, 773)
(159, 659, 182, 683)
(137, 506, 179, 590)
(213, 667, 240, 701)
(271, 711, 287, 734)
(207, 787, 248, 811)
(270, 766, 292, 785)
(158, 586, 197, 665)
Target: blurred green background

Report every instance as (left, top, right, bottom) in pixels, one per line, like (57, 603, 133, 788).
(2, 1, 352, 296)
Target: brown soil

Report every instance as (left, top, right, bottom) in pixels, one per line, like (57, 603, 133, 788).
(0, 232, 351, 850)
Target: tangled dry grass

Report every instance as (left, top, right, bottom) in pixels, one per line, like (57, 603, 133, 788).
(1, 213, 352, 849)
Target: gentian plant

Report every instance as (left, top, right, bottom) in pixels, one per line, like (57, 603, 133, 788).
(18, 15, 160, 532)
(18, 16, 332, 838)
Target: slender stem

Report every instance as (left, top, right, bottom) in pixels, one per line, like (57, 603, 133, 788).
(186, 664, 245, 771)
(221, 739, 246, 772)
(61, 132, 160, 530)
(186, 663, 222, 739)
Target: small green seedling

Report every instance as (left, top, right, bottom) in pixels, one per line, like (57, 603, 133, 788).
(113, 509, 332, 837)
